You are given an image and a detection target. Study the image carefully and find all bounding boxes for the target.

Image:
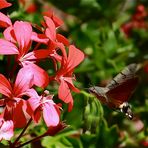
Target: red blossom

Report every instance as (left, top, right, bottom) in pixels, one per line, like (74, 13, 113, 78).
(42, 15, 69, 46)
(27, 89, 61, 127)
(55, 45, 84, 111)
(0, 5, 85, 143)
(0, 21, 49, 88)
(132, 5, 147, 21)
(31, 14, 69, 63)
(121, 4, 148, 36)
(0, 67, 34, 132)
(141, 140, 148, 147)
(42, 10, 64, 28)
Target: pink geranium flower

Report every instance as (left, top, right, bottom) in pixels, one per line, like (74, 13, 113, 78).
(0, 117, 14, 141)
(55, 45, 84, 111)
(0, 21, 49, 87)
(0, 67, 34, 130)
(27, 89, 61, 127)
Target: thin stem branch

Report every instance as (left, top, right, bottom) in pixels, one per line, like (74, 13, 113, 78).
(12, 118, 32, 147)
(15, 132, 47, 148)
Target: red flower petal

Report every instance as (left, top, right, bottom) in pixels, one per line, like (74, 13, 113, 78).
(0, 12, 12, 28)
(64, 77, 80, 93)
(56, 34, 70, 46)
(13, 67, 34, 96)
(55, 42, 67, 60)
(67, 45, 84, 72)
(3, 26, 16, 43)
(23, 64, 49, 88)
(0, 0, 12, 10)
(51, 14, 63, 28)
(45, 28, 56, 41)
(26, 89, 42, 122)
(0, 120, 14, 141)
(43, 102, 60, 127)
(0, 74, 12, 97)
(58, 79, 73, 111)
(31, 32, 49, 44)
(58, 79, 72, 103)
(27, 89, 40, 111)
(0, 39, 18, 55)
(23, 49, 49, 61)
(27, 94, 41, 124)
(14, 21, 32, 53)
(12, 100, 28, 128)
(43, 11, 63, 27)
(33, 109, 41, 123)
(44, 16, 56, 41)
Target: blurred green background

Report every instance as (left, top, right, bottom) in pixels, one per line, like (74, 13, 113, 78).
(1, 0, 148, 147)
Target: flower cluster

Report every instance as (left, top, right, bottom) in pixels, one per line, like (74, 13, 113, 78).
(0, 0, 84, 142)
(121, 5, 148, 37)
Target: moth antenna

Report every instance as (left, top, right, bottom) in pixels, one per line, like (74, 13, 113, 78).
(88, 84, 97, 92)
(83, 87, 89, 91)
(78, 81, 97, 92)
(88, 81, 96, 87)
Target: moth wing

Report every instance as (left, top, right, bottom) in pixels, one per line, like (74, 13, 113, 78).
(88, 64, 140, 108)
(106, 77, 139, 107)
(88, 86, 109, 104)
(106, 63, 138, 89)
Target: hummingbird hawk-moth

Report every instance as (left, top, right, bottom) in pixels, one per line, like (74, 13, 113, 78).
(88, 64, 140, 119)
